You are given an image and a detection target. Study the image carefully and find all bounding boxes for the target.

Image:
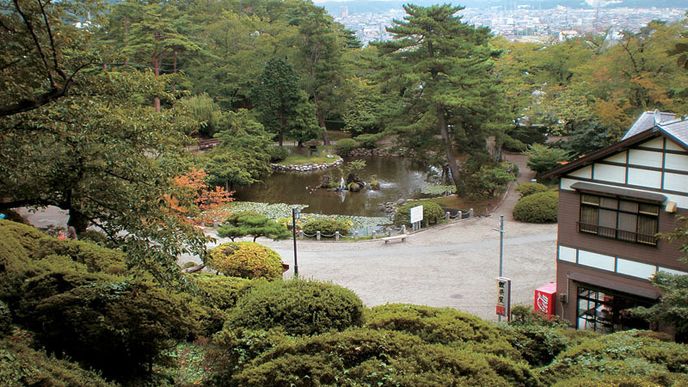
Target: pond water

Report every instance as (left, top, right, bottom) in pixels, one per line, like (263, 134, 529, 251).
(235, 156, 432, 217)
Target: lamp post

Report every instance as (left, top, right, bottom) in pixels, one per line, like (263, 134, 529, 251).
(497, 215, 505, 322)
(292, 207, 300, 278)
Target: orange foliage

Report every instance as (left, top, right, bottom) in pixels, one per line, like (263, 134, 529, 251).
(166, 168, 234, 225)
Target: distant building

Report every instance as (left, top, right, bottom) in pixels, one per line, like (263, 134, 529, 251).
(558, 29, 580, 41)
(543, 111, 688, 333)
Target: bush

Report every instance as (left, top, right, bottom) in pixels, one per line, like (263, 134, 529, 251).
(189, 273, 262, 311)
(208, 242, 283, 280)
(334, 138, 359, 156)
(302, 217, 352, 236)
(218, 211, 290, 242)
(0, 330, 114, 387)
(0, 301, 10, 337)
(227, 279, 364, 336)
(525, 144, 570, 176)
(464, 162, 518, 200)
(267, 146, 289, 162)
(394, 200, 445, 227)
(513, 191, 558, 223)
(17, 273, 198, 381)
(510, 304, 569, 328)
(354, 132, 383, 149)
(502, 135, 528, 152)
(77, 230, 110, 247)
(540, 330, 688, 385)
(227, 328, 539, 387)
(503, 324, 569, 367)
(34, 238, 126, 274)
(516, 182, 549, 198)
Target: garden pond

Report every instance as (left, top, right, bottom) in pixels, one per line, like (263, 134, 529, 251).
(235, 156, 435, 217)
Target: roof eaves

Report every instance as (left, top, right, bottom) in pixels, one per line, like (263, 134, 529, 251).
(541, 128, 659, 180)
(656, 125, 688, 151)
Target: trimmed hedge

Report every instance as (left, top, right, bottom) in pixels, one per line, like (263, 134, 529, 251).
(503, 324, 569, 367)
(394, 200, 445, 227)
(189, 273, 263, 311)
(227, 279, 364, 336)
(334, 138, 359, 156)
(302, 217, 352, 236)
(208, 242, 283, 280)
(513, 191, 558, 223)
(516, 182, 549, 198)
(228, 328, 540, 387)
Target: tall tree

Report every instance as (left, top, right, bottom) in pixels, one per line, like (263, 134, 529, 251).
(0, 70, 208, 281)
(379, 4, 503, 192)
(252, 58, 318, 147)
(0, 0, 98, 117)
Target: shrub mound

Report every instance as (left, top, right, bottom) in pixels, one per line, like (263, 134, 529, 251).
(513, 191, 558, 223)
(208, 242, 283, 280)
(189, 273, 262, 311)
(539, 330, 688, 385)
(503, 324, 569, 367)
(267, 146, 289, 162)
(516, 182, 549, 198)
(394, 200, 445, 227)
(227, 328, 539, 387)
(0, 330, 114, 387)
(354, 132, 383, 149)
(334, 138, 359, 156)
(17, 272, 198, 380)
(302, 217, 352, 236)
(227, 279, 364, 336)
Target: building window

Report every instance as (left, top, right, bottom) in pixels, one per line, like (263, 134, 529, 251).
(576, 285, 654, 332)
(578, 194, 659, 245)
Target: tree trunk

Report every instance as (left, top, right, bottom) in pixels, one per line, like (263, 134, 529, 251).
(437, 104, 461, 193)
(153, 55, 161, 112)
(67, 207, 89, 234)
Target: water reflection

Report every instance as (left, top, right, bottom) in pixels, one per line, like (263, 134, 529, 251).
(235, 157, 431, 216)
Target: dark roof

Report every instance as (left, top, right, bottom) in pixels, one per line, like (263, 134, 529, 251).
(570, 182, 666, 203)
(622, 111, 677, 140)
(542, 112, 688, 179)
(541, 128, 658, 179)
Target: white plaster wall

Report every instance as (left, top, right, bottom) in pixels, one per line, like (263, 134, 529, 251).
(665, 139, 684, 151)
(569, 165, 592, 179)
(628, 149, 662, 168)
(642, 137, 664, 149)
(604, 151, 627, 164)
(665, 153, 688, 171)
(627, 168, 662, 189)
(593, 163, 625, 183)
(664, 173, 688, 192)
(578, 250, 615, 272)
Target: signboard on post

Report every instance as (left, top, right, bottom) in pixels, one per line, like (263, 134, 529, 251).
(410, 205, 423, 230)
(496, 277, 512, 320)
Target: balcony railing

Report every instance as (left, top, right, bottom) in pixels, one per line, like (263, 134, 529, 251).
(577, 222, 657, 246)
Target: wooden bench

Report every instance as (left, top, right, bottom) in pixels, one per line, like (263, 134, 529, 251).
(382, 234, 409, 244)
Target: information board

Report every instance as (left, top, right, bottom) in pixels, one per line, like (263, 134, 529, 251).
(410, 205, 423, 224)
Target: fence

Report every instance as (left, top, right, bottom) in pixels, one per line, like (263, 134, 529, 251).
(298, 208, 474, 241)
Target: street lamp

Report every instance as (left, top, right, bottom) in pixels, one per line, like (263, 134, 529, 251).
(292, 207, 301, 278)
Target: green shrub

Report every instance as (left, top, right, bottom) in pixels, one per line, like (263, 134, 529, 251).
(509, 125, 547, 146)
(0, 301, 10, 337)
(302, 217, 352, 236)
(17, 273, 198, 381)
(0, 221, 37, 303)
(267, 146, 289, 162)
(208, 242, 283, 280)
(365, 304, 507, 346)
(525, 144, 570, 176)
(334, 138, 359, 156)
(540, 330, 688, 385)
(513, 191, 558, 223)
(503, 324, 569, 367)
(77, 230, 110, 247)
(0, 330, 114, 387)
(218, 211, 290, 242)
(354, 132, 383, 149)
(516, 182, 549, 198)
(34, 238, 126, 274)
(510, 304, 569, 328)
(228, 328, 539, 387)
(394, 200, 445, 227)
(464, 162, 518, 200)
(227, 279, 364, 336)
(189, 273, 262, 311)
(502, 135, 528, 152)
